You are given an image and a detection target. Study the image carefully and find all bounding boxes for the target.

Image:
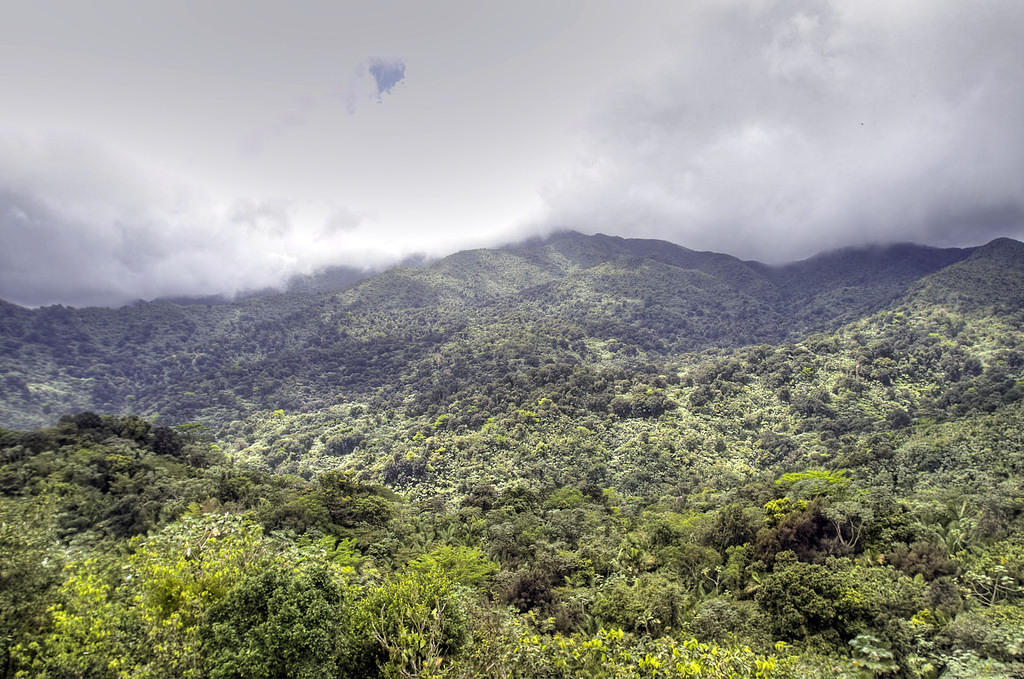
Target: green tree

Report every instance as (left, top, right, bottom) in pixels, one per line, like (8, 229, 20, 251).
(406, 545, 497, 591)
(24, 513, 271, 678)
(354, 568, 470, 678)
(201, 564, 354, 679)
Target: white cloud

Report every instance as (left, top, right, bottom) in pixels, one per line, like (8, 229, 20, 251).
(1, 1, 1022, 306)
(0, 132, 390, 307)
(540, 0, 1024, 260)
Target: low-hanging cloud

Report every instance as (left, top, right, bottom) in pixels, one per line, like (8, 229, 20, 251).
(3, 2, 1023, 307)
(541, 0, 1024, 261)
(0, 133, 390, 308)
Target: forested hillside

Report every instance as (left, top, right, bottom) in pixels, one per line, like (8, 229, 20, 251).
(2, 233, 1023, 677)
(0, 232, 974, 430)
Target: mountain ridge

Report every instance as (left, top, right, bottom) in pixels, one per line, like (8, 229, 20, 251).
(0, 232, 1019, 431)
(0, 231, 994, 312)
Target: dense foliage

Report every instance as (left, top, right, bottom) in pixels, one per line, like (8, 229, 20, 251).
(1, 233, 1023, 677)
(0, 233, 978, 431)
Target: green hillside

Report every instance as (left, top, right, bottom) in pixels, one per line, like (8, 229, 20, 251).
(0, 232, 976, 430)
(1, 233, 1022, 678)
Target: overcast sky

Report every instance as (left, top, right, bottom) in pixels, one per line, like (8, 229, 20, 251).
(2, 0, 1022, 306)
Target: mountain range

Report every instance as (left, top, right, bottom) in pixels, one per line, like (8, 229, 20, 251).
(3, 230, 1024, 677)
(3, 229, 1023, 493)
(1, 231, 1013, 431)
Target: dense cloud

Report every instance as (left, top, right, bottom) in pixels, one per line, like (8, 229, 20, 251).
(541, 0, 1024, 260)
(1, 1, 1022, 306)
(0, 135, 388, 307)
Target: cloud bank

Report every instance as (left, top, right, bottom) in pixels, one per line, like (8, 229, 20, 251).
(541, 0, 1024, 261)
(0, 134, 391, 307)
(2, 1, 1022, 306)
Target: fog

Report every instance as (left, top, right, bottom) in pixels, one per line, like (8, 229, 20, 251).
(1, 0, 1021, 306)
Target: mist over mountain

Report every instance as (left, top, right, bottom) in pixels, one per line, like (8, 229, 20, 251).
(0, 231, 1014, 432)
(3, 1, 1023, 310)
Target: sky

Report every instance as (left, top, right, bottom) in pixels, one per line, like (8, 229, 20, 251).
(1, 0, 1023, 307)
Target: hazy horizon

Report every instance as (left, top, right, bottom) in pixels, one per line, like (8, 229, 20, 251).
(4, 229, 1015, 310)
